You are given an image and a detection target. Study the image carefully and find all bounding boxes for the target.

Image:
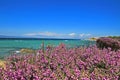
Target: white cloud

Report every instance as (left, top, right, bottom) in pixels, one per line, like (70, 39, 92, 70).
(86, 34, 91, 36)
(37, 32, 58, 36)
(25, 33, 37, 36)
(24, 32, 62, 37)
(79, 33, 91, 37)
(69, 33, 76, 37)
(79, 33, 85, 37)
(24, 32, 92, 38)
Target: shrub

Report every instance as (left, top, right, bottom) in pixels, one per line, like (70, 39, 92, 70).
(96, 37, 120, 51)
(0, 44, 120, 79)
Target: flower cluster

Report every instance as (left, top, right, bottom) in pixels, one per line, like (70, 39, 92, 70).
(97, 37, 120, 51)
(0, 44, 120, 80)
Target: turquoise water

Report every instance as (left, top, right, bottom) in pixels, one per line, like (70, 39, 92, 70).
(0, 39, 95, 58)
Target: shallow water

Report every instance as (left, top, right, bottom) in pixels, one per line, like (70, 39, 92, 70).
(0, 39, 95, 58)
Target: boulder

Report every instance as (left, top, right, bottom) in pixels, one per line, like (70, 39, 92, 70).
(20, 48, 36, 54)
(0, 60, 6, 69)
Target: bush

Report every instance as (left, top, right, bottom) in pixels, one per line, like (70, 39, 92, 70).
(108, 36, 120, 41)
(0, 44, 120, 80)
(96, 37, 120, 51)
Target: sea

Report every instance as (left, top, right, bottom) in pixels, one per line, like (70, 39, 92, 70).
(0, 38, 95, 59)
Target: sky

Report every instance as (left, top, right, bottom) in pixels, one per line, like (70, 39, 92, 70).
(0, 0, 120, 38)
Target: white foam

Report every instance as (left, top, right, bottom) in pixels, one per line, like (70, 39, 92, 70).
(65, 40, 68, 42)
(15, 51, 20, 54)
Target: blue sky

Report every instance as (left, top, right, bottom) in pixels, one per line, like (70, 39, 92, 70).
(0, 0, 120, 38)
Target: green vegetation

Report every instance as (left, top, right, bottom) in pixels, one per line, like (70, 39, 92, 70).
(108, 36, 120, 41)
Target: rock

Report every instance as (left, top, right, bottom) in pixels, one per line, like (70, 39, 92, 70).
(89, 37, 98, 41)
(20, 48, 36, 54)
(0, 60, 6, 69)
